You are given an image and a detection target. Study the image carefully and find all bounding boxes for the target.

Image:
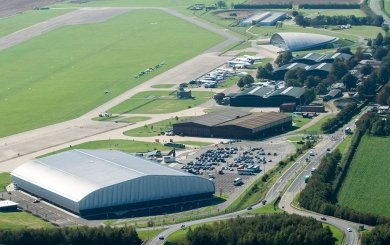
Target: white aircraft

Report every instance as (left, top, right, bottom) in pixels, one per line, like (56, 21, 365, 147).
(227, 60, 251, 68)
(243, 55, 265, 61)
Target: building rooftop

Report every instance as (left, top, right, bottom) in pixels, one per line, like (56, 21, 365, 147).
(0, 200, 18, 208)
(11, 150, 191, 202)
(237, 86, 305, 99)
(183, 110, 251, 127)
(218, 112, 291, 130)
(270, 32, 338, 51)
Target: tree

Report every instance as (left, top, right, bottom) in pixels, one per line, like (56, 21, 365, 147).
(316, 82, 328, 95)
(331, 59, 349, 80)
(383, 24, 390, 33)
(304, 76, 321, 88)
(216, 1, 226, 8)
(375, 32, 384, 46)
(337, 47, 352, 55)
(359, 64, 373, 75)
(358, 76, 377, 98)
(291, 10, 299, 17)
(256, 63, 273, 79)
(237, 75, 254, 88)
(374, 46, 388, 60)
(275, 51, 293, 67)
(341, 73, 357, 90)
(303, 88, 316, 105)
(377, 81, 390, 105)
(213, 93, 225, 104)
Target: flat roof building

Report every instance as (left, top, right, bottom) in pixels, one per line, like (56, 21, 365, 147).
(230, 86, 305, 107)
(173, 110, 292, 139)
(12, 150, 215, 216)
(240, 11, 286, 27)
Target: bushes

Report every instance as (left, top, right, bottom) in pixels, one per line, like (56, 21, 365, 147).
(186, 214, 335, 245)
(0, 226, 141, 245)
(362, 223, 390, 245)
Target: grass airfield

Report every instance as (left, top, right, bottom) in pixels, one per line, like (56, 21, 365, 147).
(0, 9, 224, 137)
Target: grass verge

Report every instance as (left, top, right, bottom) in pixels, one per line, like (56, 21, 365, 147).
(124, 117, 191, 137)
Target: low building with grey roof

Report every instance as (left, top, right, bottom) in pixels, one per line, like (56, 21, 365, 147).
(11, 150, 215, 216)
(230, 86, 305, 107)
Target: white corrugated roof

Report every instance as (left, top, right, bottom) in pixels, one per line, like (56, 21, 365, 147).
(11, 150, 190, 202)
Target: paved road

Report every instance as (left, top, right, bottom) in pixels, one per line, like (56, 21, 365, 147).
(370, 0, 390, 24)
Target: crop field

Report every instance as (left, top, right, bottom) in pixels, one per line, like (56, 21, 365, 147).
(337, 135, 390, 217)
(0, 9, 70, 37)
(0, 9, 224, 137)
(299, 9, 366, 17)
(108, 90, 214, 114)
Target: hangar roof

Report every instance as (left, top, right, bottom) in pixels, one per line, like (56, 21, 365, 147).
(11, 150, 191, 202)
(217, 112, 291, 130)
(270, 32, 338, 51)
(236, 86, 305, 99)
(182, 110, 250, 127)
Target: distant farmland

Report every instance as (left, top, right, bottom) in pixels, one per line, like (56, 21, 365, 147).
(248, 0, 360, 3)
(0, 9, 224, 137)
(337, 135, 390, 217)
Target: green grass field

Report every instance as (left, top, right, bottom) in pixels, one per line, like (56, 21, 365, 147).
(0, 212, 54, 230)
(108, 90, 213, 114)
(0, 9, 224, 138)
(337, 135, 390, 217)
(124, 117, 191, 137)
(137, 229, 165, 241)
(43, 139, 174, 157)
(150, 84, 176, 88)
(0, 9, 70, 37)
(0, 172, 11, 191)
(300, 9, 366, 17)
(298, 114, 336, 134)
(176, 141, 213, 147)
(292, 115, 312, 129)
(385, 0, 390, 16)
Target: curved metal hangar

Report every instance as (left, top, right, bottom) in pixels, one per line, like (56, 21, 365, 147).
(270, 32, 338, 51)
(11, 150, 214, 216)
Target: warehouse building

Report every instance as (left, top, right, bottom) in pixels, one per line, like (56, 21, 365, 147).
(173, 110, 292, 139)
(11, 150, 215, 216)
(270, 32, 338, 51)
(273, 62, 332, 80)
(230, 86, 305, 107)
(240, 11, 286, 27)
(291, 52, 352, 65)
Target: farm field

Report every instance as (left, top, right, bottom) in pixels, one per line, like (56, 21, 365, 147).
(108, 91, 214, 114)
(124, 117, 191, 137)
(337, 135, 390, 217)
(0, 9, 70, 37)
(0, 9, 224, 138)
(299, 9, 366, 17)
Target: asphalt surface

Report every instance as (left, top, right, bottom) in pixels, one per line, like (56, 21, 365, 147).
(370, 0, 390, 25)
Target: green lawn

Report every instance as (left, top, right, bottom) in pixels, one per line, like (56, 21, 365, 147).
(150, 84, 176, 88)
(299, 9, 366, 17)
(385, 0, 390, 16)
(137, 229, 165, 241)
(323, 224, 345, 245)
(176, 141, 213, 147)
(0, 9, 224, 137)
(249, 201, 283, 214)
(43, 139, 174, 157)
(108, 91, 213, 114)
(0, 172, 11, 191)
(124, 117, 191, 137)
(0, 9, 70, 37)
(336, 135, 353, 159)
(0, 212, 54, 230)
(218, 76, 240, 88)
(337, 135, 390, 217)
(298, 114, 336, 134)
(292, 115, 312, 129)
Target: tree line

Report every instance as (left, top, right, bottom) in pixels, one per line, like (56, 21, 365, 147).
(233, 3, 293, 9)
(295, 13, 384, 27)
(184, 214, 335, 245)
(357, 111, 390, 136)
(321, 102, 363, 133)
(362, 223, 390, 245)
(0, 226, 141, 245)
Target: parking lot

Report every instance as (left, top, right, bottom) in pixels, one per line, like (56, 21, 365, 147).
(175, 139, 295, 199)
